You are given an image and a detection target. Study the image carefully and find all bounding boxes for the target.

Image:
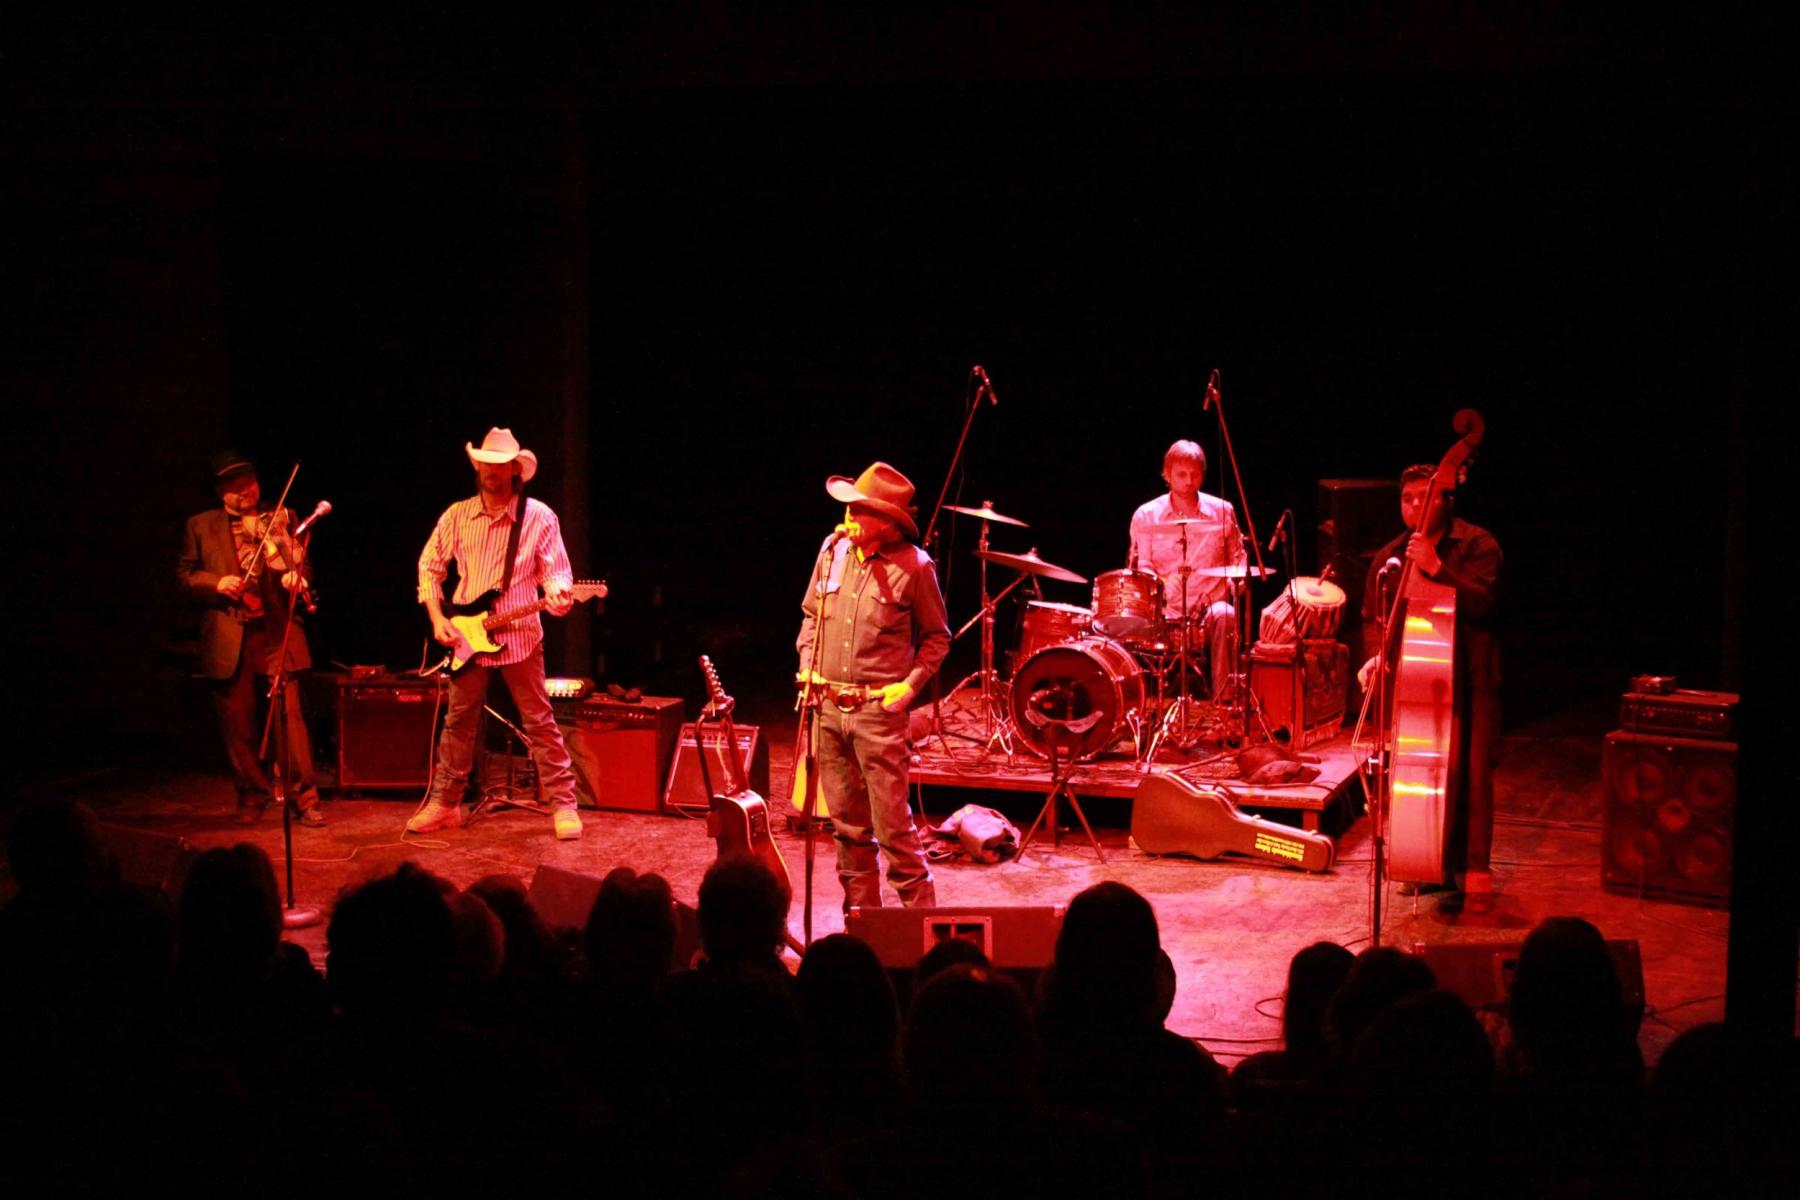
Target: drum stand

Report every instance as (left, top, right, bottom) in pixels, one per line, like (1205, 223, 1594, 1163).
(944, 515, 1026, 753)
(1016, 727, 1106, 863)
(1163, 522, 1208, 748)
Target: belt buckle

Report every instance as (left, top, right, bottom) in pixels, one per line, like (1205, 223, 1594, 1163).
(832, 687, 866, 712)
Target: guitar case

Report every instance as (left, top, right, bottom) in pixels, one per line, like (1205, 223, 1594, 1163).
(1131, 771, 1335, 873)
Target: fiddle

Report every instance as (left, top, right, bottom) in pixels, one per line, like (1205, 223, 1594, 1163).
(229, 463, 319, 615)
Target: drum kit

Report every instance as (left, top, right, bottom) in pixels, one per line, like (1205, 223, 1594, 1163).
(938, 501, 1343, 767)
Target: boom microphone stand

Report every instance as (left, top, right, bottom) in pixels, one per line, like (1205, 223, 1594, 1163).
(922, 366, 999, 756)
(1202, 370, 1275, 747)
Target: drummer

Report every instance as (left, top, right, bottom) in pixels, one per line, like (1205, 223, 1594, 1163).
(1128, 439, 1246, 696)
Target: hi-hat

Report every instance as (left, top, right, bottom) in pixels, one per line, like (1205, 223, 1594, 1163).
(1192, 564, 1280, 579)
(975, 547, 1087, 584)
(944, 501, 1027, 528)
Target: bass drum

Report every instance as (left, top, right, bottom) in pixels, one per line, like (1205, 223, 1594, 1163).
(1009, 636, 1144, 762)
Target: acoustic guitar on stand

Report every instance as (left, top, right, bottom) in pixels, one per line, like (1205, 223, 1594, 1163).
(441, 580, 608, 673)
(699, 655, 794, 899)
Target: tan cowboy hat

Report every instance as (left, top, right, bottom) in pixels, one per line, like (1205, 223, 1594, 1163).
(826, 461, 919, 538)
(466, 427, 538, 483)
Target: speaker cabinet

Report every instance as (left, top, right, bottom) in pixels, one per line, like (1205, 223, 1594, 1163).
(336, 675, 447, 791)
(663, 723, 769, 814)
(1413, 938, 1646, 1023)
(556, 694, 685, 812)
(846, 904, 1064, 1001)
(1602, 731, 1736, 907)
(526, 863, 701, 970)
(100, 823, 200, 898)
(1316, 478, 1402, 608)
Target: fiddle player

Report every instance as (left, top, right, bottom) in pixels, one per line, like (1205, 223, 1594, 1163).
(797, 462, 949, 911)
(176, 451, 326, 826)
(1128, 439, 1246, 697)
(1358, 463, 1502, 909)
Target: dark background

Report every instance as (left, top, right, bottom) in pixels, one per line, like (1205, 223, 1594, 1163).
(2, 8, 1774, 773)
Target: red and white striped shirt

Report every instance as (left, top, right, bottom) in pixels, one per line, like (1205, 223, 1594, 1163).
(417, 495, 574, 665)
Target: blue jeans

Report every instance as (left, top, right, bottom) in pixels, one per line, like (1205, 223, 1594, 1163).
(426, 646, 577, 812)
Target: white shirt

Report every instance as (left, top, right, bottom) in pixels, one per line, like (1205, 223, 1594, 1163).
(1127, 492, 1245, 617)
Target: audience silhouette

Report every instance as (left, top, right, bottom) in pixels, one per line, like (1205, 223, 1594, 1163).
(5, 797, 1789, 1196)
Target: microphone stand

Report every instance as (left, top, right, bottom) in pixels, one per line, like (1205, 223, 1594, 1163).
(792, 533, 841, 950)
(922, 367, 997, 759)
(467, 704, 544, 822)
(256, 530, 320, 931)
(1203, 371, 1273, 746)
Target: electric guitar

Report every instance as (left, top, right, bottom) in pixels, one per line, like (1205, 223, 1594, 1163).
(699, 655, 794, 903)
(444, 580, 608, 672)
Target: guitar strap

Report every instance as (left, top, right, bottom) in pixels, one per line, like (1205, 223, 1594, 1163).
(498, 480, 525, 598)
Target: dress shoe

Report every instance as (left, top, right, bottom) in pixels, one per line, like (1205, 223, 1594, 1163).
(406, 800, 463, 834)
(295, 805, 327, 828)
(553, 809, 583, 840)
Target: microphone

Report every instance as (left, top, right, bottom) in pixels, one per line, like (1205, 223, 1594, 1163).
(293, 499, 332, 538)
(973, 365, 999, 405)
(1266, 509, 1291, 554)
(1203, 368, 1220, 411)
(1378, 555, 1403, 579)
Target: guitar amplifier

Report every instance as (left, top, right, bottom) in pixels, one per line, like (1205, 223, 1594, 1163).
(555, 694, 685, 811)
(664, 722, 769, 815)
(1618, 688, 1738, 742)
(336, 674, 447, 790)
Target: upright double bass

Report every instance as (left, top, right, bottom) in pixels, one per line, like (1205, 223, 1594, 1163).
(1380, 409, 1484, 885)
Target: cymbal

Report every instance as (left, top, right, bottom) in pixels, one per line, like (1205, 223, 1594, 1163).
(975, 547, 1087, 584)
(944, 502, 1027, 528)
(1192, 564, 1280, 579)
(1139, 518, 1211, 531)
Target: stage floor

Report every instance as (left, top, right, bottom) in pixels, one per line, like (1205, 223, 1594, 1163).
(7, 703, 1747, 1068)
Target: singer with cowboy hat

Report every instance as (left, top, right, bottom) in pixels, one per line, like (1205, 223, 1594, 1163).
(797, 461, 950, 910)
(410, 428, 584, 839)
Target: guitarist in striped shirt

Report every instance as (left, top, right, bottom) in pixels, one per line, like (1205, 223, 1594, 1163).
(409, 428, 584, 840)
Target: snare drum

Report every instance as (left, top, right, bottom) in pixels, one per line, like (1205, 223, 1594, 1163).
(1257, 576, 1346, 644)
(1092, 568, 1164, 639)
(1009, 636, 1145, 761)
(1017, 600, 1093, 662)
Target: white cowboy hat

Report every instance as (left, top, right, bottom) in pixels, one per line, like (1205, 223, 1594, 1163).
(466, 427, 538, 483)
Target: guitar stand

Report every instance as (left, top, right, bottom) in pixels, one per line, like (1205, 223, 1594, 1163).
(1016, 733, 1106, 863)
(467, 704, 546, 822)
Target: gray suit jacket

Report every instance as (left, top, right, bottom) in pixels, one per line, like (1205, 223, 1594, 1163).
(177, 508, 313, 680)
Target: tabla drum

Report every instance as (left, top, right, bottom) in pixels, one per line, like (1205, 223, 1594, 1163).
(1091, 568, 1164, 639)
(1257, 577, 1346, 644)
(1009, 636, 1145, 762)
(1017, 600, 1093, 662)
